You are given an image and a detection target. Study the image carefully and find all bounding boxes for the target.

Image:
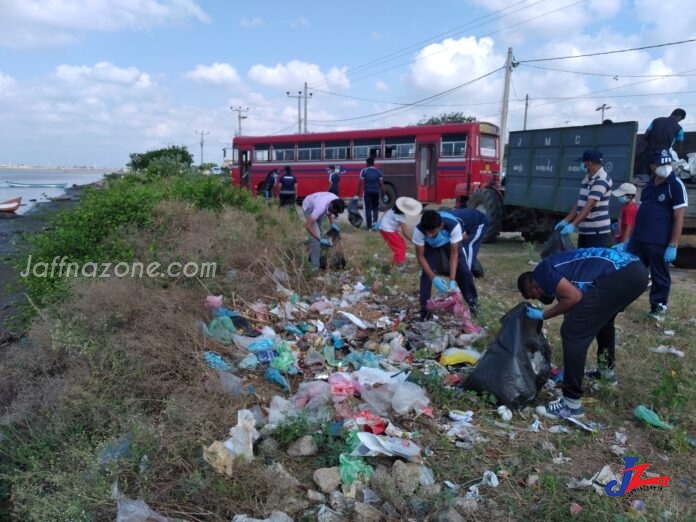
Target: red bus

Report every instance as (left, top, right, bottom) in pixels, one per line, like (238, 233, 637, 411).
(230, 122, 500, 208)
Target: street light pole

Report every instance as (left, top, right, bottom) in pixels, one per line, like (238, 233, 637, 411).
(596, 103, 611, 123)
(303, 82, 313, 134)
(195, 130, 209, 165)
(287, 90, 302, 133)
(231, 106, 249, 136)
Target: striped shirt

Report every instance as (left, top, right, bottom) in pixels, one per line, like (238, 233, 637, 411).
(576, 167, 612, 235)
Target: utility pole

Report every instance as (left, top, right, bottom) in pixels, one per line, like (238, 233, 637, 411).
(231, 106, 249, 136)
(523, 94, 529, 130)
(596, 103, 611, 123)
(499, 47, 516, 171)
(195, 130, 209, 165)
(303, 82, 313, 133)
(287, 90, 302, 133)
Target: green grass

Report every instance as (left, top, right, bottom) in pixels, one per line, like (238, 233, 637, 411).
(2, 177, 696, 520)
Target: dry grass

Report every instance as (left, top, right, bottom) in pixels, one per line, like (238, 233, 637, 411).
(2, 203, 696, 521)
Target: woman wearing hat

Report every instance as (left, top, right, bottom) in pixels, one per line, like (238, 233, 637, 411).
(378, 197, 422, 269)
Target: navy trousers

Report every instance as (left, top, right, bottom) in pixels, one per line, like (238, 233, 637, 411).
(628, 239, 670, 308)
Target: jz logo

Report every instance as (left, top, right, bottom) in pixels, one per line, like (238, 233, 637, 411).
(605, 456, 670, 497)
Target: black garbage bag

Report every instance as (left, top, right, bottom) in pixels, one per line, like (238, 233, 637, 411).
(539, 230, 574, 259)
(462, 302, 551, 409)
(348, 198, 363, 228)
(319, 227, 347, 270)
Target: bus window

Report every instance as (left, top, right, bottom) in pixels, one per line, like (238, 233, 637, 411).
(385, 137, 415, 158)
(480, 135, 497, 157)
(298, 142, 322, 161)
(273, 143, 295, 162)
(254, 145, 270, 162)
(325, 140, 349, 160)
(441, 134, 467, 157)
(353, 139, 382, 159)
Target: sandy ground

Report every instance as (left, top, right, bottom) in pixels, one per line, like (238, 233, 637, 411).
(0, 187, 82, 329)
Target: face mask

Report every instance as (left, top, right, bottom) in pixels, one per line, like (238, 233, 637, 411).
(655, 165, 672, 177)
(618, 195, 629, 204)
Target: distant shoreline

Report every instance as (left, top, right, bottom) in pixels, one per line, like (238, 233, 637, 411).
(0, 166, 121, 172)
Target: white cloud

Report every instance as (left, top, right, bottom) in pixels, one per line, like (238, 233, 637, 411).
(0, 0, 211, 50)
(375, 80, 389, 92)
(240, 17, 264, 28)
(408, 36, 501, 92)
(289, 17, 310, 29)
(248, 60, 349, 90)
(184, 63, 242, 87)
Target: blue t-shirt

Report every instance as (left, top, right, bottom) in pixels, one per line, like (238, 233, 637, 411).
(533, 248, 638, 296)
(632, 174, 689, 245)
(278, 173, 297, 194)
(360, 166, 383, 193)
(440, 209, 488, 235)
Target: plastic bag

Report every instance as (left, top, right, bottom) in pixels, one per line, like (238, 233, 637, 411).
(391, 381, 430, 415)
(348, 198, 363, 228)
(462, 302, 551, 409)
(339, 453, 374, 484)
(540, 230, 574, 259)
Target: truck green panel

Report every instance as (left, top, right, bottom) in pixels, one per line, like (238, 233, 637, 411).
(505, 122, 638, 219)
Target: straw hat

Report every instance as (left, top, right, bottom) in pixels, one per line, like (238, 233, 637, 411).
(395, 197, 423, 216)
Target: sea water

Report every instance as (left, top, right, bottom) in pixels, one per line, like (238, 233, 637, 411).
(0, 168, 114, 215)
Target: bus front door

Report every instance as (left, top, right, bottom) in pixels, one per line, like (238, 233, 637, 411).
(416, 143, 437, 202)
(239, 151, 251, 190)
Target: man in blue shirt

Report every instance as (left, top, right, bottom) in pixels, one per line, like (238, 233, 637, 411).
(517, 248, 648, 419)
(412, 208, 488, 320)
(628, 149, 689, 320)
(277, 166, 298, 208)
(355, 157, 385, 231)
(643, 108, 686, 160)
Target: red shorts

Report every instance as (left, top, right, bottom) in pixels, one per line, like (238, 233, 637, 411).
(380, 230, 407, 264)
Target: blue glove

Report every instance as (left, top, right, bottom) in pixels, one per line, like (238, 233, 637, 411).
(433, 276, 448, 293)
(610, 222, 619, 234)
(526, 306, 544, 321)
(381, 194, 389, 203)
(664, 245, 677, 263)
(560, 223, 576, 236)
(353, 195, 359, 201)
(448, 280, 458, 293)
(319, 238, 332, 247)
(554, 220, 568, 231)
(330, 223, 340, 232)
(612, 241, 627, 251)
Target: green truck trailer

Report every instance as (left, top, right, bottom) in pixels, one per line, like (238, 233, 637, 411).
(465, 121, 696, 267)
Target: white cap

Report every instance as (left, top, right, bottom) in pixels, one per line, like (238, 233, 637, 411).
(612, 182, 637, 197)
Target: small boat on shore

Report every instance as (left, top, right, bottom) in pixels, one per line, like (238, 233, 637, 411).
(6, 180, 68, 188)
(0, 197, 21, 213)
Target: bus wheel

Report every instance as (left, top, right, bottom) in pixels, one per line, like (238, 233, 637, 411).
(379, 183, 397, 211)
(467, 188, 503, 243)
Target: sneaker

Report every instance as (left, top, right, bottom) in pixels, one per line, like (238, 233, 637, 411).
(535, 397, 585, 420)
(584, 367, 618, 386)
(648, 303, 667, 321)
(419, 309, 433, 321)
(468, 301, 480, 317)
(372, 224, 379, 232)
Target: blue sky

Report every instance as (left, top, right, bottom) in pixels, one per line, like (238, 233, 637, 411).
(1, 0, 695, 168)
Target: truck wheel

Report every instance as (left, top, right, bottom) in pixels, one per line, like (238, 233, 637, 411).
(379, 183, 397, 211)
(467, 188, 503, 243)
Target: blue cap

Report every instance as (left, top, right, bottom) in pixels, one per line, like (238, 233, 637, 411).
(575, 149, 603, 163)
(650, 149, 672, 165)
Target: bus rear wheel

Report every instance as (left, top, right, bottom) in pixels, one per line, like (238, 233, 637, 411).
(379, 183, 397, 211)
(467, 188, 503, 243)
